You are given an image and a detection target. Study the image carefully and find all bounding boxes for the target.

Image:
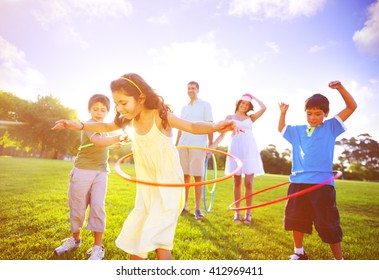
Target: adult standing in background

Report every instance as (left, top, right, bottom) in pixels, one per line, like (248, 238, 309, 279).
(210, 93, 266, 224)
(176, 81, 214, 220)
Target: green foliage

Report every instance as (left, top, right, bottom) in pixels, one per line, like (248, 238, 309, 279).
(337, 134, 379, 181)
(260, 144, 291, 175)
(205, 146, 227, 170)
(0, 90, 31, 121)
(1, 157, 378, 260)
(0, 91, 80, 158)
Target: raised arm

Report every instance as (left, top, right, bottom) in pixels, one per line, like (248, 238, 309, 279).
(250, 96, 267, 122)
(51, 119, 120, 132)
(278, 102, 289, 132)
(328, 81, 357, 122)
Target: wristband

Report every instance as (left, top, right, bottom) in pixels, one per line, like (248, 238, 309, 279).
(119, 134, 128, 142)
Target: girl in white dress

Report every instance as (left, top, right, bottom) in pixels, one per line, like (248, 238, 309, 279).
(52, 73, 239, 259)
(210, 94, 266, 224)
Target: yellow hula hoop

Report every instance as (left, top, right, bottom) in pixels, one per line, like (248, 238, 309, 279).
(113, 146, 242, 187)
(203, 153, 218, 213)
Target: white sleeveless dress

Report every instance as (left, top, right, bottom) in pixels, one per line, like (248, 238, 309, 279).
(225, 118, 265, 176)
(115, 116, 185, 258)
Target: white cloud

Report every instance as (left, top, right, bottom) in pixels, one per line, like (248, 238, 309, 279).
(147, 15, 170, 25)
(369, 78, 378, 85)
(146, 38, 248, 121)
(0, 36, 46, 100)
(309, 44, 326, 53)
(266, 41, 280, 53)
(31, 0, 133, 27)
(353, 0, 379, 56)
(228, 0, 326, 20)
(64, 26, 90, 50)
(339, 80, 379, 140)
(27, 0, 134, 50)
(248, 41, 280, 67)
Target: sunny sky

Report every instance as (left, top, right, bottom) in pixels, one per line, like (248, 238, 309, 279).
(1, 0, 378, 153)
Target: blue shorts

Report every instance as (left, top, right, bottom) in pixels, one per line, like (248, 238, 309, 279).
(284, 183, 343, 244)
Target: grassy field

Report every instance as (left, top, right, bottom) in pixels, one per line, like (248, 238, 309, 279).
(0, 157, 378, 260)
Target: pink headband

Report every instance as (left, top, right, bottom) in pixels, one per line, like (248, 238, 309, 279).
(240, 93, 253, 102)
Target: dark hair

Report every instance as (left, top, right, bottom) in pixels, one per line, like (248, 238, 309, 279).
(235, 100, 254, 114)
(304, 93, 329, 114)
(88, 94, 110, 111)
(111, 73, 172, 129)
(188, 81, 199, 90)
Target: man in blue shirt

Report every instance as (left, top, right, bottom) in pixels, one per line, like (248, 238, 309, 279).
(176, 81, 213, 220)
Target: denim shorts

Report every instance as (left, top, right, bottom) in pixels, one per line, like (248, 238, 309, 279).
(284, 183, 343, 244)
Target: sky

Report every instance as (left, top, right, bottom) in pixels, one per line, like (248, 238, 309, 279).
(1, 0, 378, 153)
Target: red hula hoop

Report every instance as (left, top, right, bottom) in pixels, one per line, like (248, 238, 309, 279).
(114, 146, 242, 187)
(229, 171, 343, 211)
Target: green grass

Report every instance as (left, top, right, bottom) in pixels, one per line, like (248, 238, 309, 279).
(0, 157, 378, 260)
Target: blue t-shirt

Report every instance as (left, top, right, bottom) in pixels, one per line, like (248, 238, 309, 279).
(282, 116, 346, 186)
(178, 99, 213, 147)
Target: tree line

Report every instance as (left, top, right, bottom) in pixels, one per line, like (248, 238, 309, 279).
(1, 90, 378, 181)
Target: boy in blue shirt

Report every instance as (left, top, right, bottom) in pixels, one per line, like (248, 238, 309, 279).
(278, 80, 357, 260)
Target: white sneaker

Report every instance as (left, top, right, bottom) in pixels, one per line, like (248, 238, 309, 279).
(289, 252, 308, 260)
(54, 238, 82, 255)
(87, 245, 105, 260)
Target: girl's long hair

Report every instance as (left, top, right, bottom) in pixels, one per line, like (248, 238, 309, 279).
(111, 73, 172, 129)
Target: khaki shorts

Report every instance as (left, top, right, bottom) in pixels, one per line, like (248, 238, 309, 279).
(178, 148, 206, 177)
(68, 168, 108, 233)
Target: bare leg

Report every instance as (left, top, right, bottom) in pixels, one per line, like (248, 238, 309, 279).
(244, 174, 253, 217)
(293, 230, 304, 249)
(194, 175, 203, 210)
(129, 254, 144, 260)
(183, 174, 191, 211)
(94, 232, 103, 246)
(156, 248, 172, 260)
(72, 232, 81, 242)
(233, 175, 242, 217)
(330, 242, 343, 260)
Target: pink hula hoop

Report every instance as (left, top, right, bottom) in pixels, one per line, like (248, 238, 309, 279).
(229, 171, 343, 211)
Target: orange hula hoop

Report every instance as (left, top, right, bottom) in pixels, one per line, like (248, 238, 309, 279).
(113, 146, 243, 187)
(229, 171, 343, 211)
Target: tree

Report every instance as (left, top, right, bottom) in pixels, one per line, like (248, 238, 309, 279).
(260, 144, 292, 175)
(0, 90, 31, 121)
(0, 91, 31, 155)
(336, 134, 379, 181)
(23, 95, 79, 158)
(213, 146, 228, 170)
(1, 91, 80, 158)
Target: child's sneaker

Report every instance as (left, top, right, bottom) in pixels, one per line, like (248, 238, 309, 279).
(289, 252, 308, 260)
(54, 237, 82, 255)
(87, 245, 105, 260)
